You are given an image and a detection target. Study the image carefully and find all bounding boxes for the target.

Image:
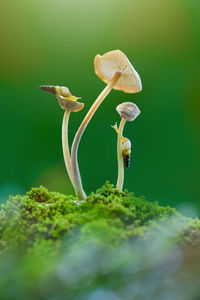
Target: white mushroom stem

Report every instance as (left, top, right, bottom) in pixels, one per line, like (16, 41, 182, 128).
(116, 118, 126, 191)
(62, 110, 74, 186)
(71, 72, 121, 200)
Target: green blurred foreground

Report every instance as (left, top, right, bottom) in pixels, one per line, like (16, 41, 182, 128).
(1, 182, 200, 299)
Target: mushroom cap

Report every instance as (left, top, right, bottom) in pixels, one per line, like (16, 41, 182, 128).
(58, 96, 84, 112)
(94, 50, 142, 93)
(116, 102, 141, 121)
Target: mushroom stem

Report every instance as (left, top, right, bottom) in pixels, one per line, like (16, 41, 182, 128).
(71, 71, 121, 200)
(62, 110, 74, 186)
(116, 118, 126, 191)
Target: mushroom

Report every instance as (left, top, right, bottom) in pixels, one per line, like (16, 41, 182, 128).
(114, 102, 141, 191)
(70, 50, 142, 200)
(40, 85, 84, 188)
(95, 50, 142, 93)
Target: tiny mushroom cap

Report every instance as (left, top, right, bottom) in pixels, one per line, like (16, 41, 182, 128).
(58, 96, 84, 112)
(94, 50, 142, 93)
(116, 102, 141, 121)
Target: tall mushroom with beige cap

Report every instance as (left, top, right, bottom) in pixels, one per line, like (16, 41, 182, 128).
(95, 50, 142, 93)
(40, 85, 84, 187)
(114, 102, 141, 191)
(71, 50, 142, 199)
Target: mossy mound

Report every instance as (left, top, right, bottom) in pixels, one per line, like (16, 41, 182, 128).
(0, 182, 199, 253)
(1, 183, 200, 300)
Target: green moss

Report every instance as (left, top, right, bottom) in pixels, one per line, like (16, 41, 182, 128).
(0, 181, 199, 254)
(1, 182, 200, 300)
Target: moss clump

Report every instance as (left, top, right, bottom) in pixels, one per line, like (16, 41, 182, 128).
(0, 182, 199, 254)
(1, 182, 200, 300)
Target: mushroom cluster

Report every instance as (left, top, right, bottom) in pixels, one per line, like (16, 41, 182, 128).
(40, 50, 142, 199)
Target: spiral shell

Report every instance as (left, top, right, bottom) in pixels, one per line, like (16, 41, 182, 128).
(40, 85, 71, 97)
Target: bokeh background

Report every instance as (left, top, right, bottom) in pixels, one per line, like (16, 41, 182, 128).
(0, 0, 200, 214)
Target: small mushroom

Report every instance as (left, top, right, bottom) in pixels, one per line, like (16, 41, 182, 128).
(71, 50, 142, 200)
(40, 85, 84, 190)
(114, 102, 141, 191)
(58, 96, 83, 112)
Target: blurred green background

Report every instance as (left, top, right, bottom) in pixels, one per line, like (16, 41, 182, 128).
(0, 0, 200, 213)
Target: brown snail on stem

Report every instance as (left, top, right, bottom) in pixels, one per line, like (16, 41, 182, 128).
(112, 124, 132, 168)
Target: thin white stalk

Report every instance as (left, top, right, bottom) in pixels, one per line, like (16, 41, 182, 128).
(71, 72, 121, 200)
(62, 110, 74, 186)
(116, 118, 126, 190)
